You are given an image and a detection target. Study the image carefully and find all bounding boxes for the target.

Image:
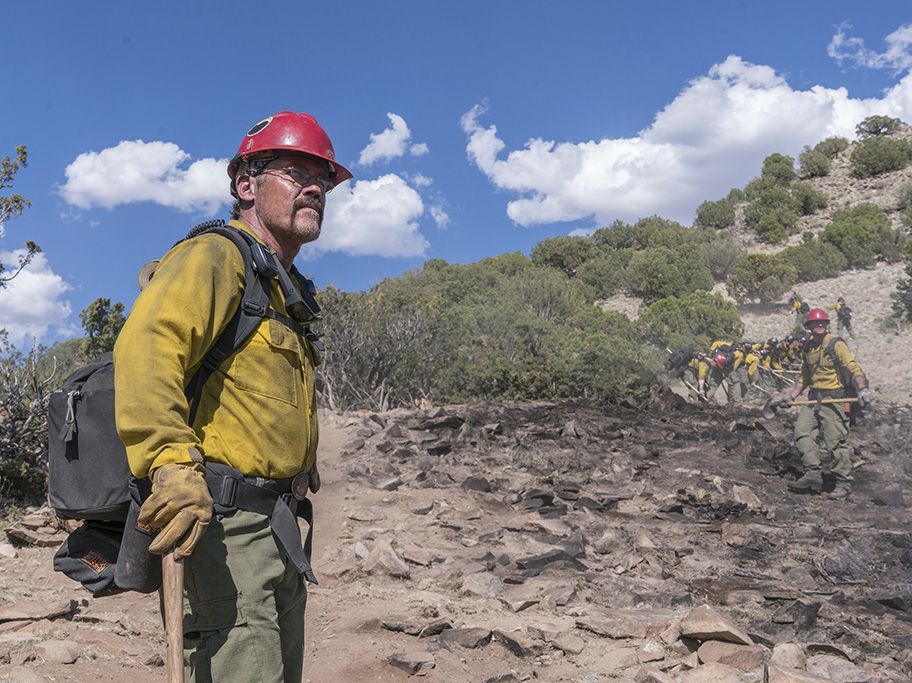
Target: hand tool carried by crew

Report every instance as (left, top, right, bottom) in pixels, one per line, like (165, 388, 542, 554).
(762, 396, 858, 420)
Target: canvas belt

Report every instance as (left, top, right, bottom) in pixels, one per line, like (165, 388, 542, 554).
(203, 462, 317, 584)
(809, 387, 847, 400)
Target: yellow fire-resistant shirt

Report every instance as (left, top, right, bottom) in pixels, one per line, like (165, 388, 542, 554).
(114, 220, 319, 479)
(687, 356, 711, 381)
(733, 350, 760, 380)
(800, 334, 864, 391)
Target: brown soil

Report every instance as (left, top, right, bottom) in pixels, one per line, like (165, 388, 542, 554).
(2, 398, 911, 682)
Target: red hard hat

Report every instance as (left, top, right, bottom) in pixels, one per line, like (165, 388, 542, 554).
(712, 353, 727, 368)
(805, 308, 830, 324)
(227, 111, 352, 189)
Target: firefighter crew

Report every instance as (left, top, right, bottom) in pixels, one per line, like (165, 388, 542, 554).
(831, 296, 854, 337)
(728, 342, 760, 402)
(783, 308, 873, 498)
(114, 111, 352, 681)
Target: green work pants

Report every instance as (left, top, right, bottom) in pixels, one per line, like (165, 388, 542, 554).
(175, 509, 307, 683)
(725, 366, 749, 403)
(793, 402, 852, 480)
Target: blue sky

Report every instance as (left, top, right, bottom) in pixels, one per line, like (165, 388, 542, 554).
(2, 2, 911, 345)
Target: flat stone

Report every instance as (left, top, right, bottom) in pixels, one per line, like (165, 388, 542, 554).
(637, 640, 665, 663)
(348, 506, 386, 522)
(635, 668, 676, 683)
(340, 437, 366, 454)
(765, 663, 831, 683)
(554, 634, 586, 655)
(500, 596, 539, 613)
(352, 542, 370, 560)
(382, 621, 422, 636)
(0, 667, 52, 682)
(492, 628, 544, 657)
(387, 651, 436, 675)
(461, 572, 503, 598)
(515, 549, 586, 574)
(0, 600, 75, 623)
(18, 514, 47, 530)
(376, 477, 403, 491)
(526, 620, 572, 642)
(411, 501, 434, 515)
(401, 547, 438, 566)
(697, 640, 765, 671)
(36, 640, 83, 664)
(679, 604, 753, 645)
(871, 483, 904, 507)
(463, 476, 493, 492)
(576, 608, 676, 640)
(363, 541, 410, 578)
(5, 527, 67, 547)
(484, 674, 518, 683)
(0, 542, 18, 559)
(770, 643, 806, 670)
(408, 429, 439, 443)
(732, 485, 763, 509)
(438, 627, 492, 650)
(720, 522, 749, 547)
(593, 529, 625, 554)
(418, 618, 453, 638)
(680, 662, 742, 682)
(806, 654, 876, 682)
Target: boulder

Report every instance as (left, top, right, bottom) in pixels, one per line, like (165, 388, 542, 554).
(679, 604, 753, 645)
(387, 651, 435, 675)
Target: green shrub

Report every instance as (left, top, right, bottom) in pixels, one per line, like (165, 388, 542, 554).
(700, 236, 744, 281)
(577, 252, 631, 298)
(694, 198, 736, 230)
(792, 181, 828, 215)
(855, 115, 903, 139)
(636, 292, 744, 352)
(531, 236, 598, 276)
(821, 203, 902, 267)
(727, 253, 798, 303)
(850, 136, 911, 178)
(798, 148, 831, 177)
(897, 182, 912, 211)
(779, 240, 848, 282)
(814, 136, 849, 158)
(892, 261, 912, 321)
(623, 246, 713, 304)
(756, 213, 789, 244)
(761, 153, 796, 185)
(744, 186, 800, 242)
(727, 187, 745, 203)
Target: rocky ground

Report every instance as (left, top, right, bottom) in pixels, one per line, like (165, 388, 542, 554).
(2, 395, 911, 682)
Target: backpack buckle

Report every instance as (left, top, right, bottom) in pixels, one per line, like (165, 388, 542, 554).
(215, 476, 239, 507)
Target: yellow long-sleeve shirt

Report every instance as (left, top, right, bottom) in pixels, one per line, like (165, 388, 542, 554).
(114, 220, 319, 479)
(800, 334, 864, 391)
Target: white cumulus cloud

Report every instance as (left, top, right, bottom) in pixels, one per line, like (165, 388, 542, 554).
(461, 55, 912, 227)
(306, 174, 429, 258)
(0, 250, 72, 346)
(829, 23, 912, 74)
(429, 205, 450, 229)
(60, 140, 231, 214)
(358, 113, 429, 166)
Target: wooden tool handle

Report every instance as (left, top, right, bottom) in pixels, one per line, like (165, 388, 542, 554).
(162, 551, 184, 683)
(790, 397, 858, 407)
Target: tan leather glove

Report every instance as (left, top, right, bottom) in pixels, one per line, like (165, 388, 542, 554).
(139, 462, 213, 559)
(308, 462, 321, 494)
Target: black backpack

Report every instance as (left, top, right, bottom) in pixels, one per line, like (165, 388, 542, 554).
(48, 221, 321, 594)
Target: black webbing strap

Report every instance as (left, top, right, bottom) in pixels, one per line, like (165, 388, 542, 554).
(184, 226, 272, 426)
(205, 464, 317, 584)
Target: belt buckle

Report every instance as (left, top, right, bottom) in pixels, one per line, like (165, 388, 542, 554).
(291, 472, 309, 501)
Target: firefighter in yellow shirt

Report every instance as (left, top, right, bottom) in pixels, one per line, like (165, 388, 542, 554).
(783, 308, 872, 498)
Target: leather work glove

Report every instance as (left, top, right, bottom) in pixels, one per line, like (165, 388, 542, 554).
(857, 387, 874, 409)
(308, 462, 321, 494)
(139, 463, 213, 559)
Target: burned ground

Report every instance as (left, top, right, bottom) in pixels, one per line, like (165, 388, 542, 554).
(1, 397, 911, 681)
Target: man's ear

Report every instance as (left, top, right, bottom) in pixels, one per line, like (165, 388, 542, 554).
(235, 172, 257, 202)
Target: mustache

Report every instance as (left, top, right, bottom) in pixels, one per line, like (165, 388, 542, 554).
(295, 197, 324, 216)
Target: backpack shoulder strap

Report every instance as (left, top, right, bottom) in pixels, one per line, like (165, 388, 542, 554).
(181, 222, 275, 425)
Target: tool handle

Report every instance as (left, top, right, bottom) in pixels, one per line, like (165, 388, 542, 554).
(163, 551, 184, 683)
(789, 397, 858, 407)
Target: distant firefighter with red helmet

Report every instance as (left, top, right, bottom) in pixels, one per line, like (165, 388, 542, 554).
(114, 111, 351, 681)
(782, 308, 873, 499)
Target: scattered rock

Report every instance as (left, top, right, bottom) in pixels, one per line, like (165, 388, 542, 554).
(0, 600, 75, 623)
(418, 618, 453, 638)
(463, 476, 493, 493)
(461, 572, 503, 598)
(0, 542, 18, 559)
(679, 604, 754, 646)
(438, 627, 492, 650)
(697, 640, 765, 671)
(387, 651, 436, 675)
(347, 506, 386, 522)
(635, 668, 676, 683)
(806, 653, 876, 682)
(401, 547, 438, 566)
(492, 628, 544, 658)
(363, 541, 411, 578)
(765, 662, 831, 682)
(554, 633, 586, 655)
(680, 662, 743, 682)
(576, 608, 676, 640)
(871, 483, 904, 507)
(411, 501, 434, 515)
(499, 596, 539, 613)
(35, 640, 83, 664)
(637, 639, 665, 663)
(770, 643, 806, 670)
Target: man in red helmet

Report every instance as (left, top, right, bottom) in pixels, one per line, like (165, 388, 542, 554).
(114, 111, 351, 681)
(782, 308, 872, 498)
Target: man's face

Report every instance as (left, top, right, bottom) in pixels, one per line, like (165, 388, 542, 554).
(806, 321, 828, 339)
(252, 155, 330, 247)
